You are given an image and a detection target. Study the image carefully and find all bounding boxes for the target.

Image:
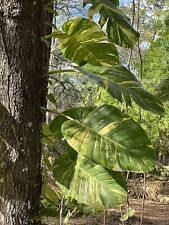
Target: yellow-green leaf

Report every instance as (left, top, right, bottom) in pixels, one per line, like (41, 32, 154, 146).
(53, 151, 127, 208)
(62, 104, 156, 172)
(51, 17, 119, 66)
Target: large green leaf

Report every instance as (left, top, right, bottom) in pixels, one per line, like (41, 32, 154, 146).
(155, 78, 169, 102)
(42, 183, 61, 206)
(83, 0, 139, 48)
(51, 17, 119, 66)
(53, 150, 127, 208)
(62, 104, 156, 172)
(49, 107, 94, 139)
(41, 122, 56, 147)
(84, 0, 120, 7)
(81, 64, 164, 115)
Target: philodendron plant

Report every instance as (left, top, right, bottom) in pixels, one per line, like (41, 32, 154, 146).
(42, 0, 164, 212)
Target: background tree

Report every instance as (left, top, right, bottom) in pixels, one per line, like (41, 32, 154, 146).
(0, 1, 52, 224)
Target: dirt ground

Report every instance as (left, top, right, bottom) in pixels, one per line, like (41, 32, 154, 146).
(47, 176, 169, 225)
(70, 199, 169, 225)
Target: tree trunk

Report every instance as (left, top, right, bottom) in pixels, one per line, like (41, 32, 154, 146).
(0, 0, 52, 224)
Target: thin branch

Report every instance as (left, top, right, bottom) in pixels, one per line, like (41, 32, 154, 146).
(127, 0, 136, 69)
(59, 196, 65, 225)
(103, 210, 106, 225)
(120, 206, 125, 225)
(137, 0, 143, 83)
(139, 173, 146, 225)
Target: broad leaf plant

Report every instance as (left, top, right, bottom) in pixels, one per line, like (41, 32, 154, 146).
(42, 0, 164, 211)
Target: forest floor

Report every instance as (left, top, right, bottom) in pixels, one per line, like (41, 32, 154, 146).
(47, 176, 169, 225)
(70, 200, 169, 225)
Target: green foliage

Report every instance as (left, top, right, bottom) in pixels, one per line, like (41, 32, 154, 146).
(41, 122, 56, 147)
(51, 16, 164, 115)
(42, 104, 156, 210)
(82, 63, 164, 115)
(51, 17, 119, 66)
(134, 28, 169, 160)
(50, 107, 94, 139)
(120, 207, 135, 222)
(42, 183, 61, 206)
(61, 104, 155, 172)
(40, 208, 59, 218)
(156, 79, 169, 102)
(142, 29, 169, 91)
(41, 0, 163, 215)
(53, 150, 127, 209)
(83, 0, 139, 48)
(43, 103, 156, 209)
(47, 93, 56, 104)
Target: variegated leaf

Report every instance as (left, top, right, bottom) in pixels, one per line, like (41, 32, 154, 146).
(81, 63, 164, 115)
(62, 104, 156, 172)
(51, 17, 119, 66)
(155, 79, 169, 102)
(83, 0, 139, 48)
(53, 150, 127, 208)
(49, 107, 94, 139)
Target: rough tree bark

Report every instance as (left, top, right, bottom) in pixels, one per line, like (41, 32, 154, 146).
(0, 0, 52, 224)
